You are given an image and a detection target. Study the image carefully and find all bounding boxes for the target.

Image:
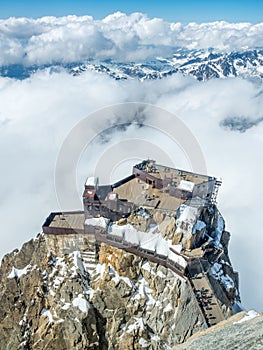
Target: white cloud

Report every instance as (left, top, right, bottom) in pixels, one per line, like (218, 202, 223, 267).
(0, 68, 262, 313)
(0, 13, 263, 65)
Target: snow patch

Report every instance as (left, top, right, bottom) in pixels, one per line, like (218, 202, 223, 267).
(72, 294, 90, 313)
(85, 217, 109, 229)
(127, 317, 145, 333)
(61, 303, 71, 310)
(41, 309, 53, 323)
(139, 337, 149, 348)
(213, 213, 224, 247)
(193, 220, 206, 234)
(8, 265, 31, 279)
(49, 289, 55, 296)
(72, 251, 85, 276)
(142, 261, 153, 273)
(176, 205, 199, 234)
(235, 310, 259, 324)
(157, 270, 166, 278)
(210, 262, 235, 290)
(163, 303, 173, 313)
(109, 223, 186, 268)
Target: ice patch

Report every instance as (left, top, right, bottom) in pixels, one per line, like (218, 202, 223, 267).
(95, 263, 106, 276)
(53, 276, 64, 288)
(221, 274, 235, 290)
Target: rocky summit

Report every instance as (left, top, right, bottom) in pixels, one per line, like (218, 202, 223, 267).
(0, 160, 244, 349)
(0, 234, 205, 349)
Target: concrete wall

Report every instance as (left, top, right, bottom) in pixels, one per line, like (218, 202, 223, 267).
(45, 233, 95, 256)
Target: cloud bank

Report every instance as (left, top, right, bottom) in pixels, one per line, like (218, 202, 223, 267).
(0, 68, 263, 312)
(1, 13, 263, 65)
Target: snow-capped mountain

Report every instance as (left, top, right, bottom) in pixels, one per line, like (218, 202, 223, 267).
(70, 48, 263, 81)
(1, 49, 263, 82)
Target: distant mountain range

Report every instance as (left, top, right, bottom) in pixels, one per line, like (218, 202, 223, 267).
(70, 49, 263, 82)
(2, 48, 263, 82)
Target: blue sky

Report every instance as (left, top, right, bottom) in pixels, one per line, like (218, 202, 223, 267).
(1, 0, 263, 23)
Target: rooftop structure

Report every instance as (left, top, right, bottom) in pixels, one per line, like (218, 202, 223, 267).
(42, 160, 237, 327)
(83, 159, 221, 221)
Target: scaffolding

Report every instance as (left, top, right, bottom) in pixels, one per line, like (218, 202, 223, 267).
(211, 179, 222, 204)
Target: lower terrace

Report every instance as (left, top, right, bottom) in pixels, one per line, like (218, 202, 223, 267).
(42, 211, 84, 234)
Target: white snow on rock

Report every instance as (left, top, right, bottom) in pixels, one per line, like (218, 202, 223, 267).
(53, 276, 64, 288)
(176, 205, 199, 234)
(107, 263, 133, 287)
(127, 317, 145, 333)
(221, 275, 235, 290)
(163, 303, 173, 313)
(41, 309, 53, 323)
(55, 257, 67, 276)
(235, 310, 259, 324)
(49, 289, 55, 296)
(85, 217, 109, 229)
(130, 275, 156, 306)
(139, 338, 149, 348)
(108, 223, 186, 268)
(137, 208, 151, 219)
(112, 274, 133, 288)
(213, 213, 224, 247)
(72, 294, 90, 313)
(157, 270, 166, 278)
(193, 220, 206, 234)
(8, 265, 31, 279)
(72, 251, 85, 276)
(210, 262, 235, 290)
(61, 303, 71, 310)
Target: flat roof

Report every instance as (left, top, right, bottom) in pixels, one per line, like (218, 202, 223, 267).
(113, 177, 186, 212)
(134, 161, 215, 186)
(44, 211, 85, 230)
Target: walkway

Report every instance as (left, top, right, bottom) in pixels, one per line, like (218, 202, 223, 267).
(43, 211, 225, 327)
(189, 270, 225, 326)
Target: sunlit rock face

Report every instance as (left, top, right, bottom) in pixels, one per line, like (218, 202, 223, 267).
(0, 234, 206, 349)
(0, 203, 240, 350)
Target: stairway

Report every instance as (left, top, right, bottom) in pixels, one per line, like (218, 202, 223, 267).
(81, 250, 97, 274)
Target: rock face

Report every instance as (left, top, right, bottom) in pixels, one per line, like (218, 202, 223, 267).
(173, 311, 263, 350)
(0, 234, 206, 350)
(0, 179, 241, 350)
